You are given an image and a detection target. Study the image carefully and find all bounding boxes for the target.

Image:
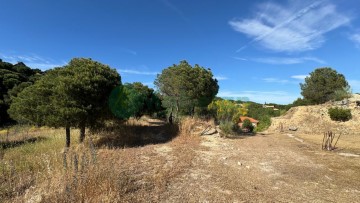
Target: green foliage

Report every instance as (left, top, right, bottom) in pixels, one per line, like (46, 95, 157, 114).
(208, 100, 248, 124)
(155, 60, 219, 117)
(330, 86, 351, 101)
(9, 58, 120, 145)
(255, 116, 271, 132)
(0, 60, 42, 126)
(208, 100, 247, 135)
(300, 68, 349, 104)
(292, 97, 312, 107)
(328, 107, 352, 122)
(219, 121, 241, 135)
(241, 119, 253, 132)
(242, 119, 254, 132)
(108, 82, 164, 120)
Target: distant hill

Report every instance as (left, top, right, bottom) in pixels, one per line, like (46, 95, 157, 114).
(0, 59, 43, 126)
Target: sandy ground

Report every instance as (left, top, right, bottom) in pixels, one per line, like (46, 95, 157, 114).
(152, 131, 360, 202)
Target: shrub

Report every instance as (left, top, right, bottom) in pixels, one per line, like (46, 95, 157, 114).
(255, 116, 271, 132)
(219, 121, 241, 136)
(242, 119, 254, 132)
(207, 100, 247, 124)
(328, 107, 352, 122)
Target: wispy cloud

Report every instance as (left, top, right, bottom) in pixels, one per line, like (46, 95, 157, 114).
(121, 49, 137, 56)
(254, 57, 325, 65)
(229, 0, 350, 52)
(218, 90, 298, 104)
(263, 78, 291, 84)
(350, 33, 360, 48)
(233, 56, 325, 65)
(160, 0, 188, 21)
(0, 52, 65, 70)
(232, 57, 248, 61)
(214, 75, 228, 81)
(117, 69, 159, 75)
(291, 75, 308, 80)
(263, 75, 308, 85)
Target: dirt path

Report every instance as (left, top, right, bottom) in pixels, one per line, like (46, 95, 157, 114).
(157, 132, 360, 202)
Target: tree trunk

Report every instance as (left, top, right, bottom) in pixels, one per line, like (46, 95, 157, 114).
(175, 100, 180, 121)
(66, 127, 70, 148)
(79, 123, 86, 143)
(168, 111, 173, 124)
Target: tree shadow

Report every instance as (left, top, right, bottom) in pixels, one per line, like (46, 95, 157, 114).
(1, 136, 47, 149)
(95, 123, 179, 148)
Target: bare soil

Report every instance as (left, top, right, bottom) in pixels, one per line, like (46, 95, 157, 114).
(153, 131, 360, 202)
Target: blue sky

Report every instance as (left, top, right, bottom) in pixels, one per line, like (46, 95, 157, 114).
(1, 0, 360, 104)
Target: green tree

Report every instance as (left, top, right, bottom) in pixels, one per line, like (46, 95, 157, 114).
(0, 60, 42, 126)
(9, 58, 120, 147)
(300, 68, 349, 104)
(155, 60, 219, 119)
(108, 82, 164, 120)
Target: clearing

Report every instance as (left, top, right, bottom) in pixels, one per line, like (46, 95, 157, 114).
(1, 117, 359, 202)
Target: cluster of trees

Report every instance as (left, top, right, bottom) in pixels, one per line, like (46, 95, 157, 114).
(5, 57, 350, 141)
(0, 60, 42, 126)
(4, 59, 219, 146)
(9, 58, 120, 147)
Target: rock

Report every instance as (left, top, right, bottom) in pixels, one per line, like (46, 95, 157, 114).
(202, 128, 217, 135)
(289, 126, 298, 131)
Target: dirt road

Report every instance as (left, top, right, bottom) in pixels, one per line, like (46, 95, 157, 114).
(156, 132, 360, 202)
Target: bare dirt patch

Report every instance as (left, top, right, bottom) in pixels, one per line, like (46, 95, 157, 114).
(161, 131, 360, 202)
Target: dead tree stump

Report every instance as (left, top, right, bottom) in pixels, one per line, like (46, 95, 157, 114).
(322, 131, 341, 151)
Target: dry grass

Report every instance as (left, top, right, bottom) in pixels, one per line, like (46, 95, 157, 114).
(3, 115, 358, 202)
(0, 116, 202, 202)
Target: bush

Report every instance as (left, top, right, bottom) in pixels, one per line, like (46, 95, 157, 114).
(255, 116, 271, 132)
(219, 121, 241, 136)
(328, 107, 352, 122)
(242, 119, 254, 132)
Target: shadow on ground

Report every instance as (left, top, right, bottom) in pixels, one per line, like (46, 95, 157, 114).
(0, 136, 47, 149)
(95, 123, 179, 148)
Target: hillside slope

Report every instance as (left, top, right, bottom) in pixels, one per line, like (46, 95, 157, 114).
(268, 94, 360, 135)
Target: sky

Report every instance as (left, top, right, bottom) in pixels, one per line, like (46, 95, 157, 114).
(1, 0, 360, 104)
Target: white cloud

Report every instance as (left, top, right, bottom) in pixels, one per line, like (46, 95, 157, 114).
(252, 57, 325, 65)
(291, 75, 308, 80)
(117, 69, 159, 75)
(0, 52, 65, 70)
(229, 0, 350, 52)
(350, 33, 360, 47)
(263, 78, 289, 84)
(233, 56, 325, 65)
(218, 90, 298, 104)
(214, 75, 228, 81)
